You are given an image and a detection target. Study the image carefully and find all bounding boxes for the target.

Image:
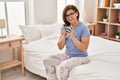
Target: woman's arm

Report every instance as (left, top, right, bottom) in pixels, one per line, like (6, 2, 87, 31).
(68, 29, 90, 52)
(72, 36, 90, 52)
(57, 34, 66, 50)
(57, 27, 67, 50)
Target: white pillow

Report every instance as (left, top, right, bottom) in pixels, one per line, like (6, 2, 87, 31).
(37, 25, 51, 37)
(46, 34, 60, 40)
(19, 25, 41, 43)
(49, 23, 63, 34)
(36, 23, 63, 39)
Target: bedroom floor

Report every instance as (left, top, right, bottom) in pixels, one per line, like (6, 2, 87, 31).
(2, 68, 46, 80)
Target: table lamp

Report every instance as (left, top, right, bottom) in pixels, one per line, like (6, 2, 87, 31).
(0, 19, 6, 38)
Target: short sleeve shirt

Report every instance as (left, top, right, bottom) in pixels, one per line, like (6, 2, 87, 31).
(64, 22, 90, 58)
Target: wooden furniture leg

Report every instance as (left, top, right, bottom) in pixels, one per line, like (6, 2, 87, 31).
(20, 41, 25, 75)
(0, 71, 1, 80)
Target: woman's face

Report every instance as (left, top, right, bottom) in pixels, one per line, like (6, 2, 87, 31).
(65, 9, 78, 24)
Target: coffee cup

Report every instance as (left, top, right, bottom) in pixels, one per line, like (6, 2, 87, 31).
(65, 26, 71, 32)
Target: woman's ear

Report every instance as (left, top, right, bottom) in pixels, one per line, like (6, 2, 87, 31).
(75, 11, 79, 18)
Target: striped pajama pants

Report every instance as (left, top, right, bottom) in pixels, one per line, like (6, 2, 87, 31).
(43, 53, 90, 80)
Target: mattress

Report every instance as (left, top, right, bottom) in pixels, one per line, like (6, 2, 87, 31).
(23, 38, 65, 77)
(23, 36, 120, 80)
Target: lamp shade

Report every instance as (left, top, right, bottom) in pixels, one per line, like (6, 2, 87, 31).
(0, 19, 5, 28)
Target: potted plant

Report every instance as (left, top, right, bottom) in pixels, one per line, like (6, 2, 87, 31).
(103, 15, 108, 22)
(115, 32, 120, 39)
(117, 18, 120, 23)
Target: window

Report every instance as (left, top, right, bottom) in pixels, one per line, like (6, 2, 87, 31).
(0, 1, 26, 35)
(66, 0, 75, 5)
(0, 2, 6, 36)
(57, 0, 76, 24)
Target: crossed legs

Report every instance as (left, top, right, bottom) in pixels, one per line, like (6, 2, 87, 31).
(43, 54, 90, 80)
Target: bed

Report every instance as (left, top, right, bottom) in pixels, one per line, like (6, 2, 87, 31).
(20, 23, 120, 80)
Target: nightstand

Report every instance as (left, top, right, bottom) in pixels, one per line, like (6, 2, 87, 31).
(84, 22, 95, 35)
(0, 35, 24, 80)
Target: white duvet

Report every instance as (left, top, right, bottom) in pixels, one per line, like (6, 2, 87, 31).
(23, 36, 120, 80)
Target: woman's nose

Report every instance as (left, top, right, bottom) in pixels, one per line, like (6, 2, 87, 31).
(68, 15, 73, 19)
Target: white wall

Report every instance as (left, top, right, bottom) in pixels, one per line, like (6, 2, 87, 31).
(27, 0, 97, 24)
(27, 0, 35, 24)
(83, 0, 97, 22)
(76, 0, 97, 22)
(28, 0, 57, 24)
(35, 0, 57, 24)
(76, 0, 84, 22)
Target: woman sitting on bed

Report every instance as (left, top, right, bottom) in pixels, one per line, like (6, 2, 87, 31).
(43, 5, 90, 80)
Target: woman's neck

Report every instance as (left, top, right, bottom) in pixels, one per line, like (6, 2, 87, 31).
(71, 20, 80, 28)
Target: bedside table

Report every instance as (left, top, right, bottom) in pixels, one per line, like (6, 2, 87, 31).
(0, 35, 24, 80)
(84, 22, 95, 35)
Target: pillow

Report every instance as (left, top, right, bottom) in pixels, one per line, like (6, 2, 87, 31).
(19, 25, 41, 43)
(48, 23, 63, 34)
(46, 34, 60, 40)
(36, 23, 63, 39)
(37, 25, 51, 37)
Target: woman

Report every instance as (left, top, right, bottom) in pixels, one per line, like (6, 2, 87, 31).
(43, 5, 90, 80)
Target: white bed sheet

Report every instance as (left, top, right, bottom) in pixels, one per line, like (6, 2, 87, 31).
(24, 38, 65, 77)
(23, 36, 120, 80)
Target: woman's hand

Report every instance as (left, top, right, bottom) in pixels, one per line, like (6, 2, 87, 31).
(57, 27, 67, 50)
(62, 27, 67, 35)
(68, 28, 75, 39)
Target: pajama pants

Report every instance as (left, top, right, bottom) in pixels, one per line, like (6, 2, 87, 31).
(43, 53, 90, 80)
